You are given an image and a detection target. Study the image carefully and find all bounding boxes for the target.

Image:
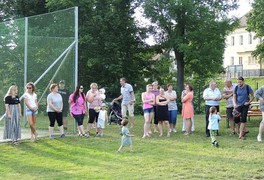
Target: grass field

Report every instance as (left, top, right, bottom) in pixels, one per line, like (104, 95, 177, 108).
(1, 114, 264, 180)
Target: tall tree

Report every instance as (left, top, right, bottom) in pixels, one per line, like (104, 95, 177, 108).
(46, 0, 150, 97)
(143, 0, 238, 93)
(247, 0, 264, 60)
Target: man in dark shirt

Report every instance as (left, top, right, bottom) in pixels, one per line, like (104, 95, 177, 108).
(58, 80, 70, 130)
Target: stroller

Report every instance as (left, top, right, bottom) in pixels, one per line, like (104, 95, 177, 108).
(108, 101, 122, 125)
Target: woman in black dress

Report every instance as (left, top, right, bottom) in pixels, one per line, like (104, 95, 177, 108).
(156, 86, 170, 137)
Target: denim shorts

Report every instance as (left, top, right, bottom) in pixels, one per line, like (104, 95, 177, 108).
(26, 109, 38, 116)
(143, 108, 154, 114)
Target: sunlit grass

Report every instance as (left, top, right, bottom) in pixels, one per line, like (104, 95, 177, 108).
(0, 114, 264, 179)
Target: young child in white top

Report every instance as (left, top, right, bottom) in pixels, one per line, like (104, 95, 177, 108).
(97, 103, 108, 136)
(208, 106, 221, 147)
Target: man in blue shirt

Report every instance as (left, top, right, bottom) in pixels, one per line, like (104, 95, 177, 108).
(114, 78, 135, 128)
(233, 76, 254, 140)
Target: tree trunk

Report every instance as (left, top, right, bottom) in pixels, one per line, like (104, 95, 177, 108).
(175, 50, 184, 94)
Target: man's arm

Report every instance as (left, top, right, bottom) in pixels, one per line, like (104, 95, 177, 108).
(130, 91, 135, 104)
(114, 95, 123, 101)
(233, 94, 237, 108)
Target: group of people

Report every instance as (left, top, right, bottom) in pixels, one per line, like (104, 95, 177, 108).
(2, 80, 108, 144)
(204, 76, 264, 147)
(3, 76, 264, 150)
(141, 82, 194, 139)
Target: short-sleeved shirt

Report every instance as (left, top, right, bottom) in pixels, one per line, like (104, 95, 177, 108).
(223, 84, 236, 108)
(47, 93, 63, 112)
(203, 88, 221, 106)
(234, 84, 253, 106)
(165, 90, 178, 111)
(121, 83, 134, 105)
(255, 86, 264, 112)
(23, 92, 37, 109)
(208, 114, 221, 130)
(58, 88, 69, 108)
(151, 89, 160, 97)
(69, 93, 86, 115)
(5, 96, 20, 105)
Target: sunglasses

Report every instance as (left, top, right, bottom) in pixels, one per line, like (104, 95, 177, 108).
(80, 87, 83, 89)
(27, 87, 32, 89)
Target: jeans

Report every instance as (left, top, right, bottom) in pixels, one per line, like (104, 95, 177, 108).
(168, 110, 178, 125)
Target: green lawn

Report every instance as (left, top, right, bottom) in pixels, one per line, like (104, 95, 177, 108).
(1, 114, 264, 180)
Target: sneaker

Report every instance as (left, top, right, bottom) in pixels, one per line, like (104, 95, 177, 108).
(60, 134, 66, 138)
(13, 141, 19, 145)
(172, 129, 177, 133)
(214, 141, 219, 147)
(49, 135, 55, 139)
(169, 129, 172, 133)
(257, 135, 262, 142)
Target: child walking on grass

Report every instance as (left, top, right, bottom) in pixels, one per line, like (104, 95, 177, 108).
(208, 106, 221, 147)
(117, 117, 134, 152)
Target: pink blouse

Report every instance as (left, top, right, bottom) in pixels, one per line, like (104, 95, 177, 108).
(69, 94, 86, 115)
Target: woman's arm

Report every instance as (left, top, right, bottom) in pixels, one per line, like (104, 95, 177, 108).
(5, 104, 11, 118)
(18, 103, 22, 117)
(182, 92, 191, 103)
(169, 91, 177, 101)
(155, 95, 160, 105)
(48, 99, 60, 112)
(87, 92, 97, 103)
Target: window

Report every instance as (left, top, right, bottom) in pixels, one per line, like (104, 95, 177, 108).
(258, 38, 263, 44)
(231, 36, 235, 46)
(239, 35, 243, 45)
(239, 57, 243, 64)
(249, 56, 257, 64)
(248, 34, 252, 44)
(231, 57, 234, 65)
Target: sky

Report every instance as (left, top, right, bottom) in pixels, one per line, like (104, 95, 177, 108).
(228, 0, 253, 18)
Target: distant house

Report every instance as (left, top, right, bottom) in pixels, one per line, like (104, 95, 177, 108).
(223, 13, 264, 78)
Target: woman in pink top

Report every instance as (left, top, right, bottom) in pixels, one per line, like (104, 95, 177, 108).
(86, 83, 102, 135)
(69, 85, 87, 137)
(141, 84, 155, 138)
(181, 83, 194, 135)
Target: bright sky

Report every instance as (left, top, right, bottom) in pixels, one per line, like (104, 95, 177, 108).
(228, 0, 253, 18)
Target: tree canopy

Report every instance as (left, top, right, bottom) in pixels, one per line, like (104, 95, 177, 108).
(0, 0, 242, 98)
(247, 0, 264, 60)
(143, 0, 238, 92)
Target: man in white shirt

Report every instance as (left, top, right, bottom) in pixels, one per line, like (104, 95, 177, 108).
(203, 81, 222, 137)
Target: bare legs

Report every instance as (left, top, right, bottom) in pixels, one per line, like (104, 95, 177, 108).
(143, 112, 153, 138)
(63, 117, 68, 130)
(158, 121, 170, 137)
(185, 118, 192, 135)
(78, 125, 85, 135)
(27, 115, 37, 141)
(239, 122, 246, 139)
(117, 145, 133, 152)
(257, 113, 264, 142)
